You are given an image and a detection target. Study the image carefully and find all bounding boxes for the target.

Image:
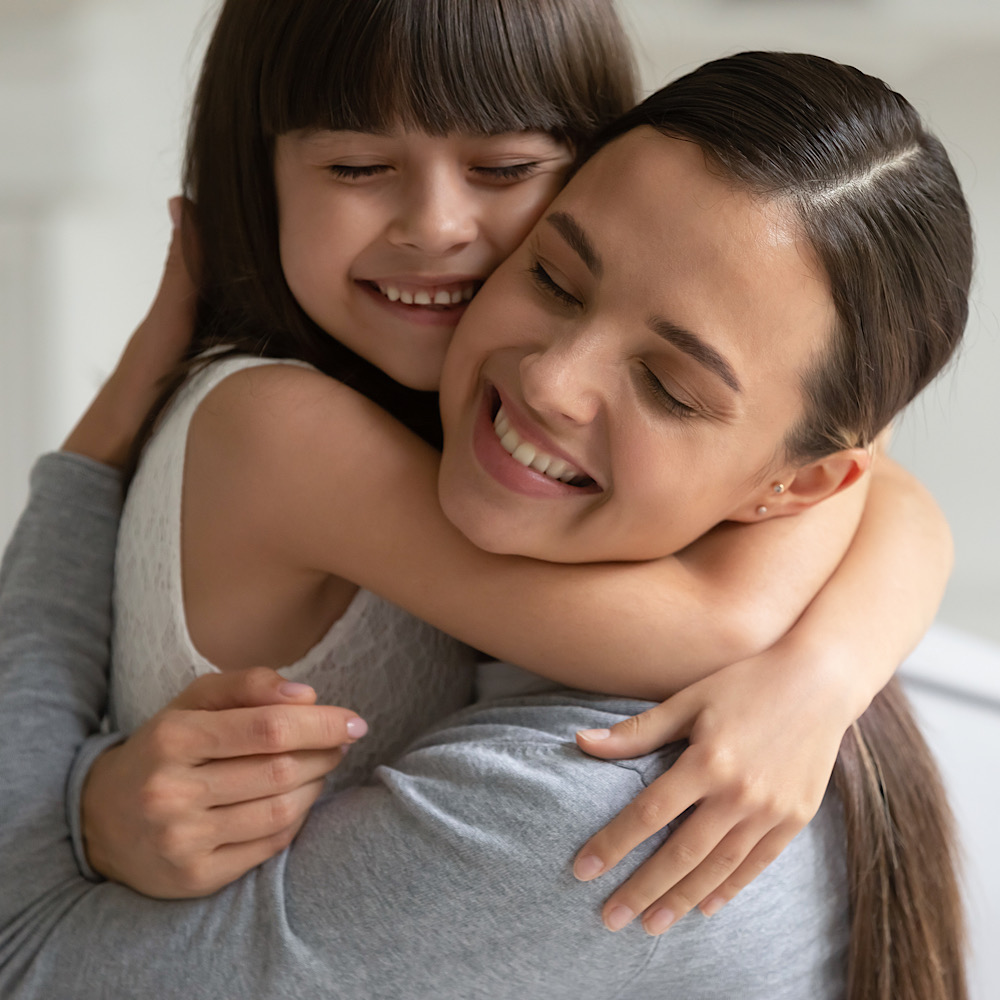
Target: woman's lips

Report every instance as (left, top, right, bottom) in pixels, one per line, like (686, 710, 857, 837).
(471, 386, 601, 498)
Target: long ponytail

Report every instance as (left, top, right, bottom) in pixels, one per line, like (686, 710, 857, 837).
(833, 677, 966, 999)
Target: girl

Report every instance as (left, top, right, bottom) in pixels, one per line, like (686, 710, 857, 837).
(1, 50, 970, 1000)
(82, 0, 952, 935)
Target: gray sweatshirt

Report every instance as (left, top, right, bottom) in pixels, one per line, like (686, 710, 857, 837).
(0, 453, 848, 999)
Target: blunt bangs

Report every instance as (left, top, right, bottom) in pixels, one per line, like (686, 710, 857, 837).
(260, 0, 634, 145)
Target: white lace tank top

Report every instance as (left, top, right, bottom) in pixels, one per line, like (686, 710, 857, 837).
(110, 355, 476, 788)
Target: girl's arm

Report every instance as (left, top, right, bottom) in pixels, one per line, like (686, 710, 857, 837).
(189, 367, 869, 700)
(572, 452, 951, 933)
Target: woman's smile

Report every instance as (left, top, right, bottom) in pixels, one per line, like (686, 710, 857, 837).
(438, 128, 836, 564)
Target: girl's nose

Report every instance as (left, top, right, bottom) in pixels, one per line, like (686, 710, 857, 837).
(518, 334, 606, 427)
(389, 169, 478, 256)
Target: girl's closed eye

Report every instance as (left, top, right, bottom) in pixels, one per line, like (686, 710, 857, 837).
(528, 260, 581, 308)
(472, 162, 541, 183)
(327, 163, 391, 180)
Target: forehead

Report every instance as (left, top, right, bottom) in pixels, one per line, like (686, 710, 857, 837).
(546, 128, 833, 408)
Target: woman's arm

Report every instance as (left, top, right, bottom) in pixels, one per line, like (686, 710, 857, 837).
(572, 450, 951, 933)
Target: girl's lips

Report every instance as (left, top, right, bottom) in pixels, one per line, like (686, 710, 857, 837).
(471, 386, 602, 499)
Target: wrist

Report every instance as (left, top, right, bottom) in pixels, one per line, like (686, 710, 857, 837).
(765, 629, 874, 725)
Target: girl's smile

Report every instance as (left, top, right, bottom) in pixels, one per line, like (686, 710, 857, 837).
(274, 127, 573, 390)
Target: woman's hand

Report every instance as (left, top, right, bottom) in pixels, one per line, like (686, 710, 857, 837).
(81, 667, 367, 899)
(62, 196, 199, 469)
(573, 641, 854, 934)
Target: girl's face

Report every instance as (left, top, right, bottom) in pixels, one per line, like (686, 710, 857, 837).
(437, 128, 837, 563)
(274, 127, 573, 390)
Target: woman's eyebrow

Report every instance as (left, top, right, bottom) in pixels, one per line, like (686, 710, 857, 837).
(545, 211, 603, 278)
(648, 318, 743, 394)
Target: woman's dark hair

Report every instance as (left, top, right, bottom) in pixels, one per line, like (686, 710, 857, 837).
(588, 50, 973, 464)
(142, 0, 635, 456)
(588, 52, 972, 1000)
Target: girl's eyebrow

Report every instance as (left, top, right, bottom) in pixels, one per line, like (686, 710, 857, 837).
(545, 211, 603, 278)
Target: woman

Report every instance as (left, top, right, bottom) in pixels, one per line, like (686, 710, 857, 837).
(0, 53, 969, 999)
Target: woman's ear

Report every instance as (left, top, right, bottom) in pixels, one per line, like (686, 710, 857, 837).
(730, 447, 871, 522)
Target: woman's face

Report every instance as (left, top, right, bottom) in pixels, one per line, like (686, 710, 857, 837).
(438, 128, 836, 563)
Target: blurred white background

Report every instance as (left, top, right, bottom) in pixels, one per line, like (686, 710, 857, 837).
(1, 0, 997, 994)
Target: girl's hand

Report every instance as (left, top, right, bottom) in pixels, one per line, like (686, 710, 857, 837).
(81, 667, 367, 899)
(573, 643, 853, 934)
(62, 196, 199, 468)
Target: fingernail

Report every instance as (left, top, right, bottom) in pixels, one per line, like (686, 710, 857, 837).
(346, 716, 368, 739)
(643, 907, 677, 936)
(573, 854, 604, 881)
(168, 196, 182, 229)
(700, 895, 726, 918)
(279, 681, 313, 698)
(577, 728, 611, 741)
(604, 904, 634, 932)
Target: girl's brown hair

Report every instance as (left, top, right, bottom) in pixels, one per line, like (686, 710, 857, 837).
(153, 0, 636, 452)
(591, 52, 971, 999)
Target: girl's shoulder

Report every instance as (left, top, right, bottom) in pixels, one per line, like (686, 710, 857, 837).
(189, 355, 385, 462)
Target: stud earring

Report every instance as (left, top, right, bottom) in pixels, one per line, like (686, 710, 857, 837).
(773, 483, 785, 494)
(756, 505, 768, 516)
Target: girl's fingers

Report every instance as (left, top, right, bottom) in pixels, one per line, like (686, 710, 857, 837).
(576, 697, 692, 760)
(573, 755, 702, 882)
(595, 802, 751, 932)
(636, 819, 774, 934)
(198, 746, 345, 808)
(695, 824, 802, 919)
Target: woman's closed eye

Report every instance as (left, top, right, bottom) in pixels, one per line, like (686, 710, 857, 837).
(636, 364, 698, 418)
(528, 260, 581, 308)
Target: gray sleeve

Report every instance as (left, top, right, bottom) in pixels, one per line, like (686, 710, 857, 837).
(0, 454, 848, 1000)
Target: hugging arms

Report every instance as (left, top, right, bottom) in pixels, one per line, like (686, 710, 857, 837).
(0, 50, 971, 1000)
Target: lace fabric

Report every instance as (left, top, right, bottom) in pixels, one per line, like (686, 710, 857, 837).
(110, 355, 475, 787)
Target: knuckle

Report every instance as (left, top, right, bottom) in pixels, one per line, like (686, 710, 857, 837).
(268, 795, 298, 830)
(614, 714, 645, 741)
(137, 773, 182, 817)
(628, 795, 667, 832)
(265, 753, 298, 791)
(251, 708, 295, 752)
(666, 839, 701, 871)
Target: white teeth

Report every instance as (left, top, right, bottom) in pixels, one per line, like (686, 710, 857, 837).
(492, 405, 587, 485)
(375, 282, 478, 307)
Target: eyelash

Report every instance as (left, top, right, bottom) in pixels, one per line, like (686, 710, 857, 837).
(638, 364, 697, 418)
(529, 261, 581, 307)
(327, 162, 540, 181)
(327, 164, 388, 179)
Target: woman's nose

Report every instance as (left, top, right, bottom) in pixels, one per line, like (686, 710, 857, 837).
(388, 170, 478, 256)
(518, 335, 605, 427)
